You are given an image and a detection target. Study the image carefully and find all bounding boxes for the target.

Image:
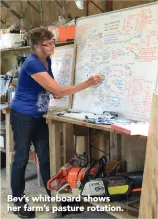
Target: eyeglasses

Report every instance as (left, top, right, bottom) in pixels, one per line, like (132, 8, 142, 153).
(41, 39, 55, 47)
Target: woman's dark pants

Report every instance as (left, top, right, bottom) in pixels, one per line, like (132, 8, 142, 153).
(10, 109, 51, 198)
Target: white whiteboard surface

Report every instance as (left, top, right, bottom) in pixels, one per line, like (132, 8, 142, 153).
(72, 3, 158, 121)
(49, 45, 75, 109)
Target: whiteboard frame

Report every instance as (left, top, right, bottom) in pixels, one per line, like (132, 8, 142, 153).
(49, 44, 76, 110)
(75, 2, 158, 23)
(73, 1, 158, 119)
(75, 1, 158, 92)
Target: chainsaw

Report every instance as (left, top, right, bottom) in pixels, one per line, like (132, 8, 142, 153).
(47, 152, 97, 192)
(47, 155, 142, 200)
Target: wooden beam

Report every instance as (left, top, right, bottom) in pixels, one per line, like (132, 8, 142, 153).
(0, 0, 9, 8)
(90, 0, 104, 13)
(55, 0, 63, 9)
(0, 0, 21, 19)
(27, 1, 41, 14)
(84, 0, 89, 16)
(0, 19, 5, 24)
(105, 0, 113, 12)
(139, 93, 158, 218)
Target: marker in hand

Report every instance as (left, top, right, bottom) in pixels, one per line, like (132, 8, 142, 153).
(87, 73, 105, 86)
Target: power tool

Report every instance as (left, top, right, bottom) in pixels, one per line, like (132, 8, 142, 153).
(47, 155, 142, 201)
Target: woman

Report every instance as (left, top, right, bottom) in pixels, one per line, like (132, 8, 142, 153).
(10, 27, 102, 218)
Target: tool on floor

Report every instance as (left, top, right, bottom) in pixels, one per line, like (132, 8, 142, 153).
(47, 147, 142, 201)
(70, 152, 88, 168)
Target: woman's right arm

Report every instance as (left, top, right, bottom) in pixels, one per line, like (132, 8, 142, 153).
(31, 72, 103, 97)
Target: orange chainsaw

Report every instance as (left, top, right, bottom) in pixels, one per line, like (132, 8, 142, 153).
(47, 155, 142, 201)
(47, 156, 115, 192)
(47, 162, 98, 192)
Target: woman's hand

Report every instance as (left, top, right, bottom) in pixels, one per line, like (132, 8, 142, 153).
(87, 73, 103, 86)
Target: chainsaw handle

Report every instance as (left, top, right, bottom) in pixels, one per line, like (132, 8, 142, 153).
(80, 160, 97, 189)
(93, 156, 107, 178)
(47, 171, 62, 191)
(110, 161, 121, 176)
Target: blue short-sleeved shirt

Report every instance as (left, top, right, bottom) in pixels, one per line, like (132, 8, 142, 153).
(11, 53, 54, 118)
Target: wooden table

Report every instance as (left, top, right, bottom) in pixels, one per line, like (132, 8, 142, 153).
(2, 106, 148, 183)
(44, 112, 121, 176)
(45, 93, 158, 219)
(44, 111, 150, 218)
(44, 112, 148, 175)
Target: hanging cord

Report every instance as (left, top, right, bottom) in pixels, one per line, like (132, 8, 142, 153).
(20, 0, 24, 26)
(40, 0, 43, 21)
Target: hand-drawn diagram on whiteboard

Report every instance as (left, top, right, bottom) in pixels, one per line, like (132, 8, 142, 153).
(49, 45, 75, 109)
(72, 3, 158, 121)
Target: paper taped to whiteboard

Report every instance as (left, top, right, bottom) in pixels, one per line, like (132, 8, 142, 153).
(49, 45, 75, 109)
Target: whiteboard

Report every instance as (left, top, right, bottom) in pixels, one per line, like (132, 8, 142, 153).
(72, 2, 158, 121)
(49, 45, 76, 109)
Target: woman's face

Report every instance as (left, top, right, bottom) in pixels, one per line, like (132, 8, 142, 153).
(40, 38, 55, 56)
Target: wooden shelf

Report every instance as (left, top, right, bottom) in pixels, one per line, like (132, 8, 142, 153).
(55, 40, 74, 47)
(1, 46, 30, 52)
(0, 41, 74, 52)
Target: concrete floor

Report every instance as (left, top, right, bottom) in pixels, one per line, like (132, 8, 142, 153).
(0, 163, 56, 219)
(0, 163, 116, 219)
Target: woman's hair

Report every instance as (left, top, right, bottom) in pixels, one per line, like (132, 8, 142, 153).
(29, 27, 54, 49)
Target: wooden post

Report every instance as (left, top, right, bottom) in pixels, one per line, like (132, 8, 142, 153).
(47, 120, 61, 177)
(110, 132, 122, 161)
(63, 123, 74, 163)
(139, 93, 158, 218)
(4, 109, 13, 184)
(105, 0, 113, 12)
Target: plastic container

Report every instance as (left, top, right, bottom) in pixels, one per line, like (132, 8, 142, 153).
(58, 25, 75, 42)
(48, 25, 75, 42)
